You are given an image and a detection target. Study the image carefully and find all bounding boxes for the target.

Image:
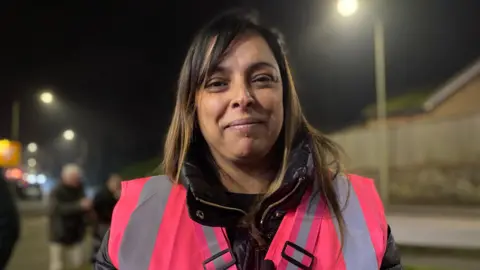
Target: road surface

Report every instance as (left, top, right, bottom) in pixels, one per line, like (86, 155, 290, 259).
(8, 216, 91, 270)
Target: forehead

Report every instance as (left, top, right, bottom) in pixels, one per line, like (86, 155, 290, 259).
(109, 176, 121, 181)
(63, 167, 80, 176)
(209, 33, 279, 71)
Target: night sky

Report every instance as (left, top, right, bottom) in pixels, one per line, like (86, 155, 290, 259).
(1, 0, 479, 180)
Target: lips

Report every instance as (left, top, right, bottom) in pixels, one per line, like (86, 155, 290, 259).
(225, 117, 264, 128)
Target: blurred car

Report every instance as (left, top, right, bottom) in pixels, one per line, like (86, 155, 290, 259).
(16, 181, 42, 200)
(12, 173, 46, 200)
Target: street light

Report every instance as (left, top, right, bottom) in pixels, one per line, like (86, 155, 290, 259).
(337, 0, 358, 17)
(59, 129, 88, 165)
(336, 0, 390, 206)
(63, 129, 75, 141)
(27, 142, 38, 153)
(27, 158, 37, 167)
(40, 91, 54, 104)
(10, 90, 56, 141)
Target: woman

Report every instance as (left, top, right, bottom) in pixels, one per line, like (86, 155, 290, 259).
(95, 10, 402, 270)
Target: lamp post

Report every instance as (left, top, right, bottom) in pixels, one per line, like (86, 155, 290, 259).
(11, 101, 20, 141)
(337, 0, 390, 206)
(10, 90, 55, 141)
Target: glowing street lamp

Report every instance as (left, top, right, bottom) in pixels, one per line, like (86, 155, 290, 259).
(27, 142, 38, 153)
(63, 129, 75, 141)
(40, 91, 54, 104)
(27, 158, 37, 167)
(337, 0, 358, 17)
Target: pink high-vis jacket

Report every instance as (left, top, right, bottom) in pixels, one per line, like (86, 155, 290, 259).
(108, 174, 387, 269)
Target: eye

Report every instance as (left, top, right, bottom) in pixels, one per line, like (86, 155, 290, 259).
(251, 74, 278, 88)
(205, 79, 229, 92)
(252, 74, 274, 83)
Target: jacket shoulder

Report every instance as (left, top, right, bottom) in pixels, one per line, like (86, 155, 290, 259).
(107, 175, 172, 267)
(111, 175, 172, 231)
(347, 173, 375, 184)
(346, 174, 384, 210)
(118, 175, 174, 206)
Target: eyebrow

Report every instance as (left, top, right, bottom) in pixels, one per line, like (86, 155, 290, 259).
(211, 61, 278, 75)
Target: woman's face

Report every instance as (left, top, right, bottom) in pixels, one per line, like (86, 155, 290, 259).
(195, 33, 284, 163)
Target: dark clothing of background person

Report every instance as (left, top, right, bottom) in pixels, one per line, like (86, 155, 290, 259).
(93, 188, 118, 225)
(91, 187, 118, 263)
(0, 173, 20, 270)
(48, 183, 88, 245)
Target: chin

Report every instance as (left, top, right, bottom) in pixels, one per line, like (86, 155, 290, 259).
(229, 140, 269, 161)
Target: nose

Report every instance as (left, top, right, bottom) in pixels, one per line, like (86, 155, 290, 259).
(231, 81, 254, 110)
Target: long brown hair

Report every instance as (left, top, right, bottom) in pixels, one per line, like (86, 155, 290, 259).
(162, 9, 346, 246)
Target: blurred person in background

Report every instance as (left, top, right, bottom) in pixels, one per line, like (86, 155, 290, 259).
(0, 170, 20, 270)
(90, 174, 121, 264)
(96, 10, 402, 270)
(48, 164, 91, 270)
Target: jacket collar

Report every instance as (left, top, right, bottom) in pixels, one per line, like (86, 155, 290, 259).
(180, 132, 314, 228)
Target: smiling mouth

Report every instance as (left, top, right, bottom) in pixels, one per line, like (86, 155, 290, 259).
(225, 118, 264, 129)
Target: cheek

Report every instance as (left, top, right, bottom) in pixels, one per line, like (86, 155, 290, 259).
(257, 90, 284, 127)
(196, 95, 227, 136)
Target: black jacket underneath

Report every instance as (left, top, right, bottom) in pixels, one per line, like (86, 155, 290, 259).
(95, 136, 402, 269)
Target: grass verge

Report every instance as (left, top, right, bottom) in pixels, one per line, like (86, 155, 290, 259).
(405, 267, 449, 270)
(399, 245, 480, 260)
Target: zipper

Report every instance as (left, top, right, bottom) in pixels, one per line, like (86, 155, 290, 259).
(194, 175, 305, 225)
(196, 197, 247, 215)
(259, 177, 305, 226)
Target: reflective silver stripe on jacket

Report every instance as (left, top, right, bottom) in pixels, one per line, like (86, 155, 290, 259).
(119, 176, 234, 270)
(285, 174, 378, 269)
(199, 225, 237, 269)
(332, 175, 378, 269)
(119, 176, 173, 270)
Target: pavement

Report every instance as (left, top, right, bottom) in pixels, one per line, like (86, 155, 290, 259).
(388, 204, 480, 218)
(388, 213, 480, 249)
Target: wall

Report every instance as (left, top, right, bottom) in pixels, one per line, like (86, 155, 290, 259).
(331, 113, 480, 205)
(429, 75, 480, 118)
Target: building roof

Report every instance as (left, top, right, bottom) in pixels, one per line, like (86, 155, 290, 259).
(362, 56, 480, 119)
(423, 57, 480, 112)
